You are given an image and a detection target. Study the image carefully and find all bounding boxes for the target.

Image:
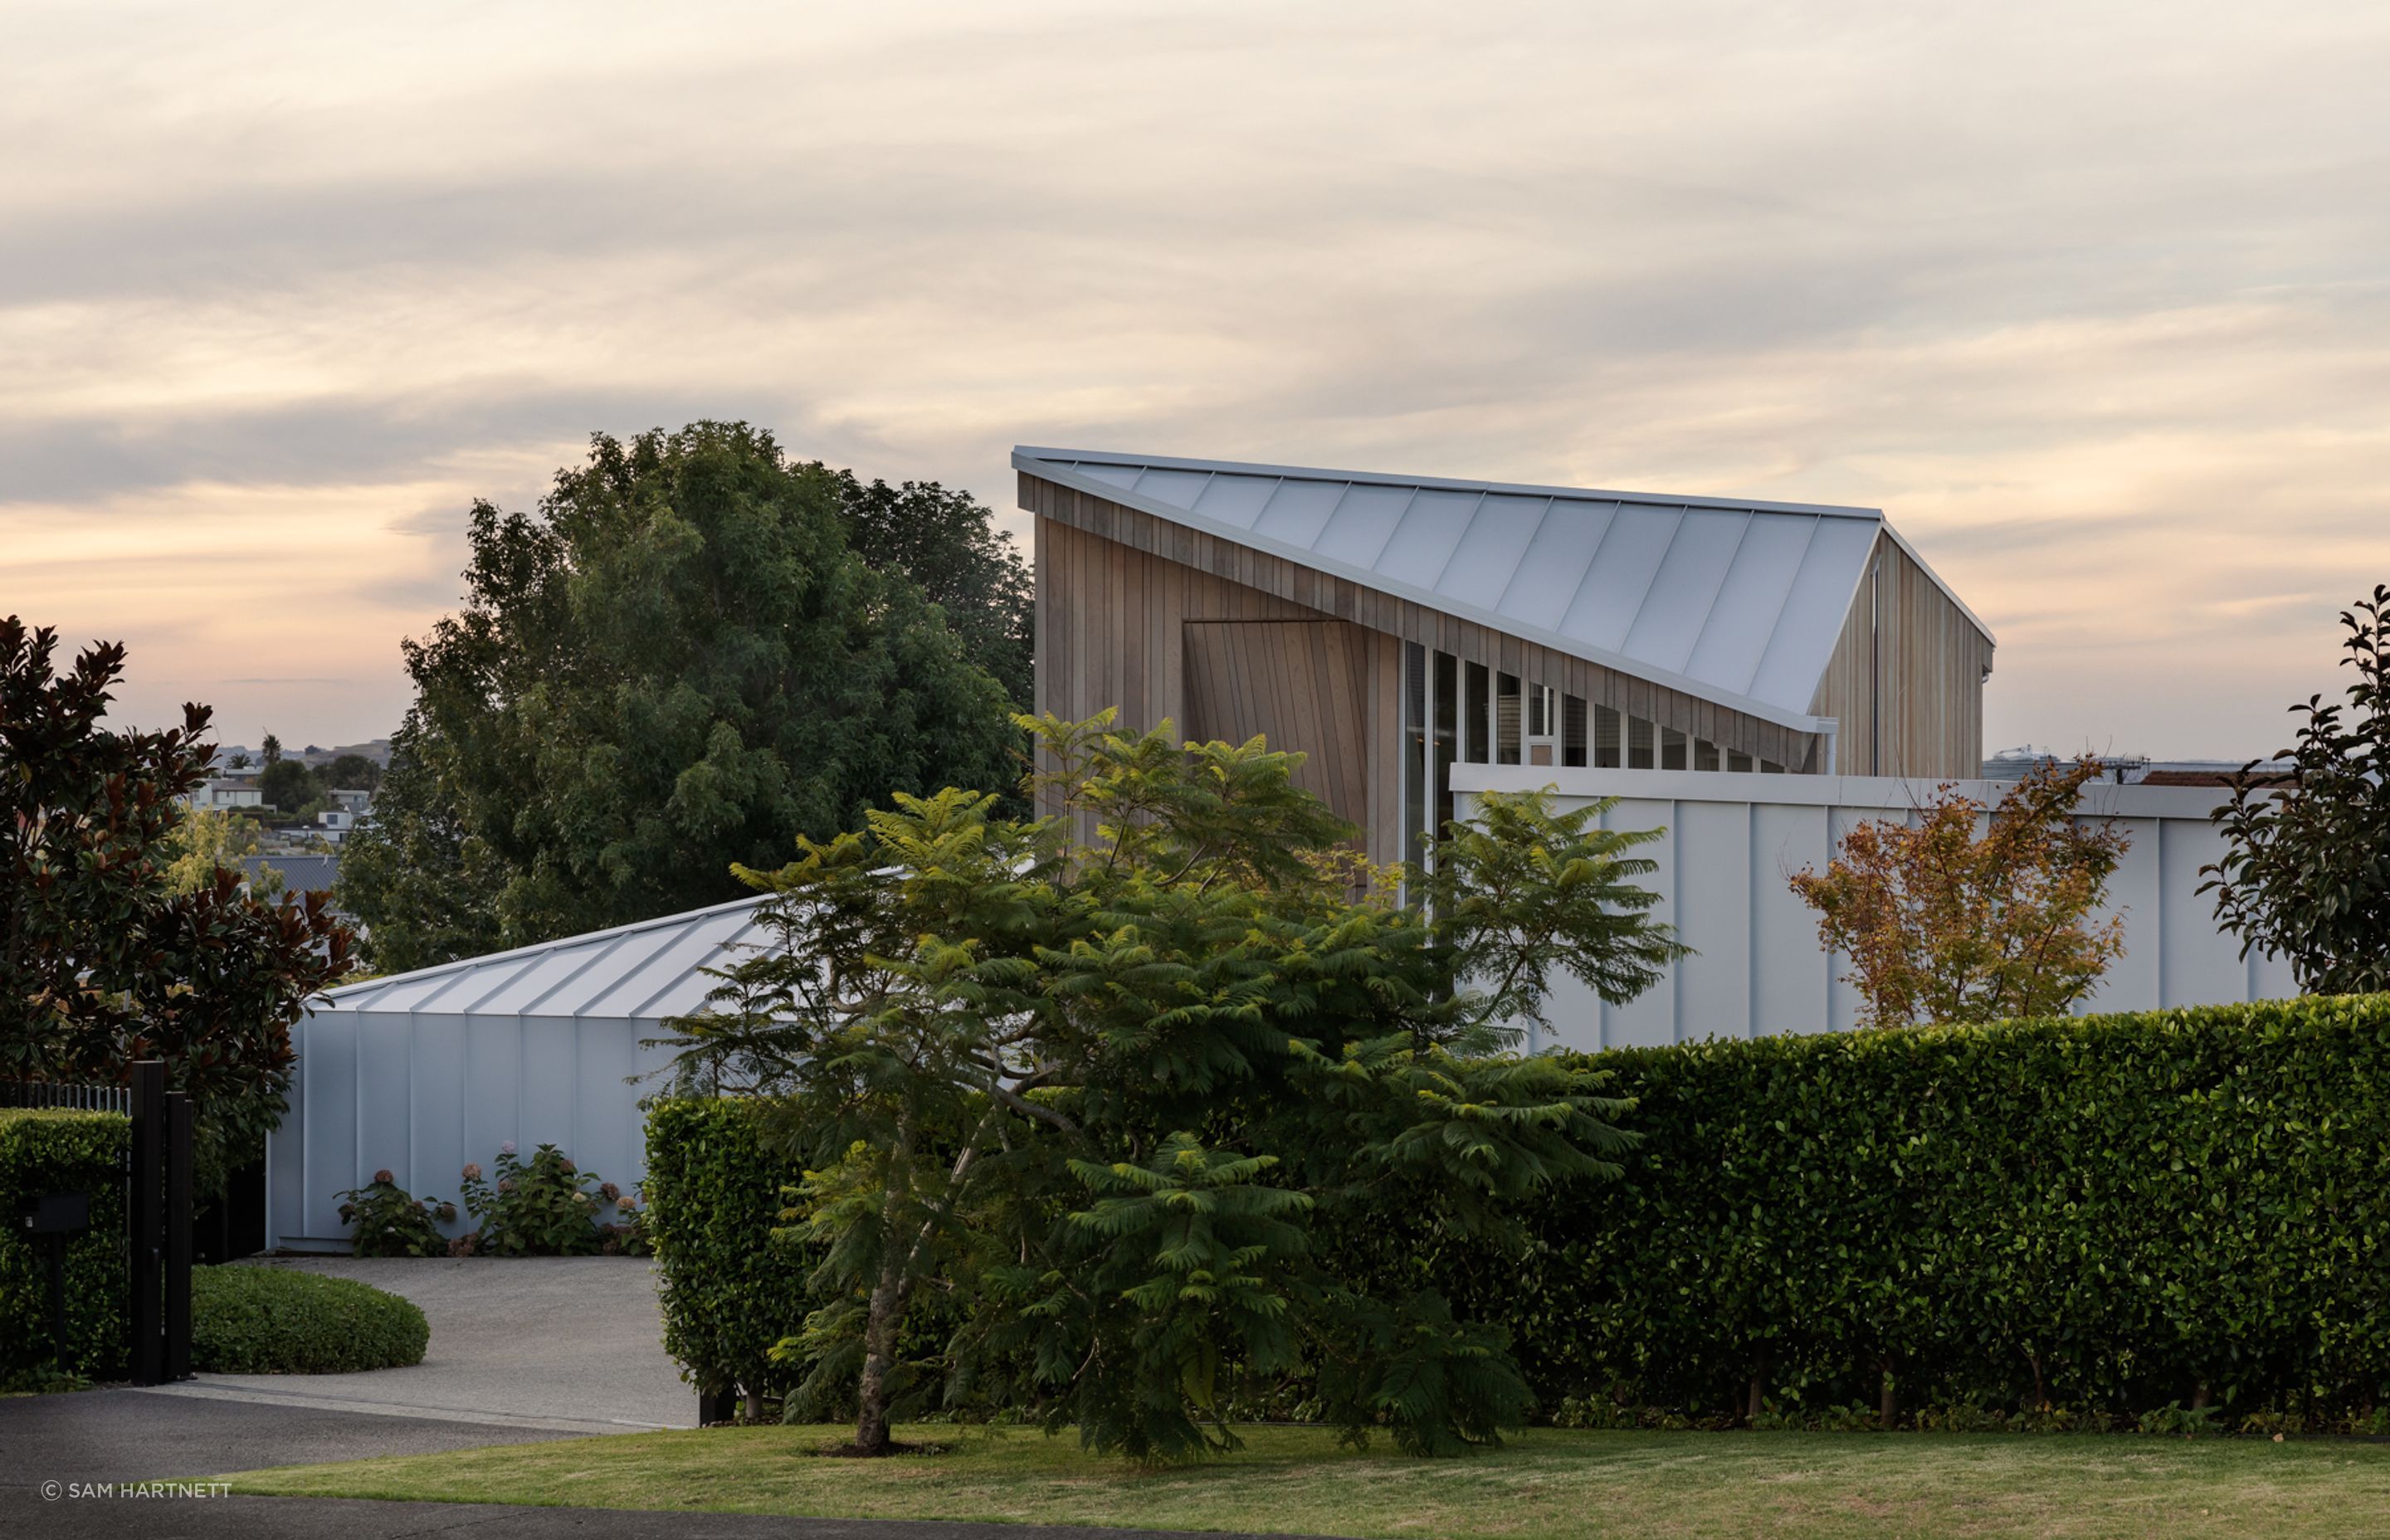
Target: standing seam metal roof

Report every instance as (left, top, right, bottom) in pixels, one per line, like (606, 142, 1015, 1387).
(1016, 447, 1992, 733)
(312, 894, 773, 1022)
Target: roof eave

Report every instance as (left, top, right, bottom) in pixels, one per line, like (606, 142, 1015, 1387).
(1017, 451, 1838, 736)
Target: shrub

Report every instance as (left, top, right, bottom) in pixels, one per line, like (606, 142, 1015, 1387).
(191, 1265, 427, 1373)
(644, 1099, 817, 1409)
(458, 1143, 633, 1256)
(0, 1109, 129, 1382)
(334, 1170, 456, 1257)
(1406, 994, 2390, 1425)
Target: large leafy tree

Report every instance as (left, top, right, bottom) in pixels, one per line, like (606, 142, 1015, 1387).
(1789, 758, 2130, 1028)
(832, 473, 1032, 712)
(0, 618, 353, 1191)
(660, 711, 1685, 1460)
(2204, 583, 2390, 994)
(339, 422, 1021, 966)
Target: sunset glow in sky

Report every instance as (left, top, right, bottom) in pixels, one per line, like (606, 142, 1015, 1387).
(8, 2, 2388, 758)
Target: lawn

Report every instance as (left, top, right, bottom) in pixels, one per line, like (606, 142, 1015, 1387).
(224, 1424, 2390, 1539)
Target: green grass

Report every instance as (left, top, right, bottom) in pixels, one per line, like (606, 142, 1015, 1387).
(224, 1424, 2390, 1539)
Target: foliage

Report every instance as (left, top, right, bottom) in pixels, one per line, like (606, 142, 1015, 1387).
(0, 1109, 129, 1381)
(191, 1265, 428, 1373)
(1788, 757, 2129, 1027)
(161, 806, 278, 898)
(335, 1169, 456, 1257)
(1399, 994, 2390, 1427)
(338, 422, 1021, 971)
(656, 710, 1681, 1459)
(457, 1143, 637, 1256)
(258, 757, 315, 811)
(2205, 583, 2390, 995)
(0, 618, 354, 1192)
(832, 471, 1034, 715)
(646, 1099, 820, 1407)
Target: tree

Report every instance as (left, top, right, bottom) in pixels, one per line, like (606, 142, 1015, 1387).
(260, 733, 282, 765)
(831, 473, 1033, 711)
(2203, 583, 2390, 995)
(162, 805, 280, 899)
(659, 711, 1685, 1459)
(339, 423, 1022, 967)
(227, 752, 251, 770)
(324, 753, 383, 792)
(1, 618, 353, 1191)
(1789, 758, 2129, 1028)
(257, 757, 315, 811)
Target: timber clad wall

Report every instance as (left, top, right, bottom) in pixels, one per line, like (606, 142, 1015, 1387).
(1810, 534, 1993, 778)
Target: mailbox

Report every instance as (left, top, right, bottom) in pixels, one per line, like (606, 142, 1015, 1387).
(20, 1192, 89, 1235)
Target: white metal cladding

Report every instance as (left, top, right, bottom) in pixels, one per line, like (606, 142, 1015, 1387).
(1016, 447, 1995, 734)
(265, 895, 773, 1252)
(1448, 764, 2296, 1052)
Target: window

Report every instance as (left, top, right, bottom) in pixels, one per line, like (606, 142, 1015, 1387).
(1694, 738, 1720, 772)
(1562, 694, 1588, 768)
(1727, 749, 1753, 772)
(1495, 673, 1521, 764)
(1402, 642, 1428, 875)
(1627, 715, 1655, 769)
(1464, 662, 1490, 763)
(1432, 651, 1457, 841)
(1661, 727, 1687, 771)
(1595, 705, 1622, 768)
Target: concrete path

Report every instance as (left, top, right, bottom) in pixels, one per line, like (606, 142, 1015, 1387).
(139, 1255, 695, 1434)
(0, 1489, 1348, 1539)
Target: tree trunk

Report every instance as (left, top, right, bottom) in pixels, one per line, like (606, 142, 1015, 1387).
(1747, 1352, 1769, 1425)
(1878, 1358, 1898, 1430)
(851, 1108, 918, 1455)
(744, 1387, 763, 1423)
(2028, 1351, 2046, 1409)
(2191, 1381, 2211, 1411)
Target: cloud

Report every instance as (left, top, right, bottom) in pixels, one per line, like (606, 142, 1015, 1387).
(5, 2, 2389, 753)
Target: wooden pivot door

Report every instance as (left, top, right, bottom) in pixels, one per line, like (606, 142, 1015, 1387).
(1181, 619, 1372, 833)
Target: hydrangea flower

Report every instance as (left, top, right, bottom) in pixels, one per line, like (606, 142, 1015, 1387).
(373, 1168, 394, 1185)
(500, 1141, 517, 1155)
(461, 1162, 483, 1182)
(497, 1178, 516, 1194)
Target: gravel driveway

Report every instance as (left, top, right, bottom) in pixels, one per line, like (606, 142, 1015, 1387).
(137, 1255, 694, 1435)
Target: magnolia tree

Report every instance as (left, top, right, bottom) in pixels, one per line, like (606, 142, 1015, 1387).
(1789, 758, 2129, 1028)
(659, 711, 1685, 1460)
(2203, 584, 2390, 995)
(0, 618, 354, 1190)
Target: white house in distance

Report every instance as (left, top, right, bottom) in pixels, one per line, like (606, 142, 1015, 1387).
(183, 777, 264, 811)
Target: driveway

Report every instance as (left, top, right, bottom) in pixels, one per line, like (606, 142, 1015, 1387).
(137, 1255, 695, 1435)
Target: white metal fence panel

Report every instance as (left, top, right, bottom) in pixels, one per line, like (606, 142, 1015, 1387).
(1450, 765, 2297, 1053)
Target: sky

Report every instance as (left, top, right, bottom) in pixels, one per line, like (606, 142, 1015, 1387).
(7, 2, 2388, 760)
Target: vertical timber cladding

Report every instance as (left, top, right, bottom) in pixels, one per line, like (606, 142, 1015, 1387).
(1808, 532, 1995, 777)
(1183, 620, 1373, 836)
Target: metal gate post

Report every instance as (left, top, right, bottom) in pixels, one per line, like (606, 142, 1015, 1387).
(165, 1092, 193, 1380)
(129, 1061, 166, 1386)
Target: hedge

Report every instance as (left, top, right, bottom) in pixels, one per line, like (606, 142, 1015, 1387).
(651, 996, 2390, 1426)
(0, 1109, 129, 1382)
(1419, 994, 2390, 1421)
(645, 1098, 816, 1407)
(191, 1265, 428, 1373)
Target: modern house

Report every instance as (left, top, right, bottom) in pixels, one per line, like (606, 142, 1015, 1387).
(183, 777, 265, 811)
(1017, 448, 1995, 870)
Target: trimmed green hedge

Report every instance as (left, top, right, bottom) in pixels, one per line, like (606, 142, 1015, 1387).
(645, 1099, 815, 1406)
(0, 1109, 129, 1382)
(651, 996, 2390, 1426)
(191, 1265, 428, 1373)
(1420, 995, 2390, 1421)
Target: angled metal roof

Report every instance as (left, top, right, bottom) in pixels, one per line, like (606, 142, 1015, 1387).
(1016, 447, 1992, 733)
(314, 894, 773, 1023)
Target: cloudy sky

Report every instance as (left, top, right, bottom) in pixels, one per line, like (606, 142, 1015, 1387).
(7, 1, 2387, 758)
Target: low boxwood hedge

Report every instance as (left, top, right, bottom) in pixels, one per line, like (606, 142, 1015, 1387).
(192, 1265, 428, 1374)
(0, 1108, 129, 1382)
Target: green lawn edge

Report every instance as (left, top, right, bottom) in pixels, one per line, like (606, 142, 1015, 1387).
(222, 1423, 2390, 1540)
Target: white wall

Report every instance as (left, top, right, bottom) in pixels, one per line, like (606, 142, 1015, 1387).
(1449, 765, 2297, 1053)
(266, 1006, 677, 1252)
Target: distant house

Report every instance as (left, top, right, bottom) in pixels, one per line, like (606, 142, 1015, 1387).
(240, 852, 340, 899)
(184, 777, 263, 811)
(1017, 447, 1996, 870)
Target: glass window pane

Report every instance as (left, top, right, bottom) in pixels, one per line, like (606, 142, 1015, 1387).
(1627, 716, 1655, 770)
(1727, 749, 1753, 772)
(1694, 738, 1720, 772)
(1496, 673, 1521, 765)
(1563, 694, 1588, 768)
(1661, 727, 1687, 771)
(1595, 705, 1622, 768)
(1403, 642, 1427, 876)
(1465, 662, 1490, 763)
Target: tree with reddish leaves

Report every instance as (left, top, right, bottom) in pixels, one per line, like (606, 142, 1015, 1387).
(1, 616, 353, 1191)
(1790, 758, 2130, 1029)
